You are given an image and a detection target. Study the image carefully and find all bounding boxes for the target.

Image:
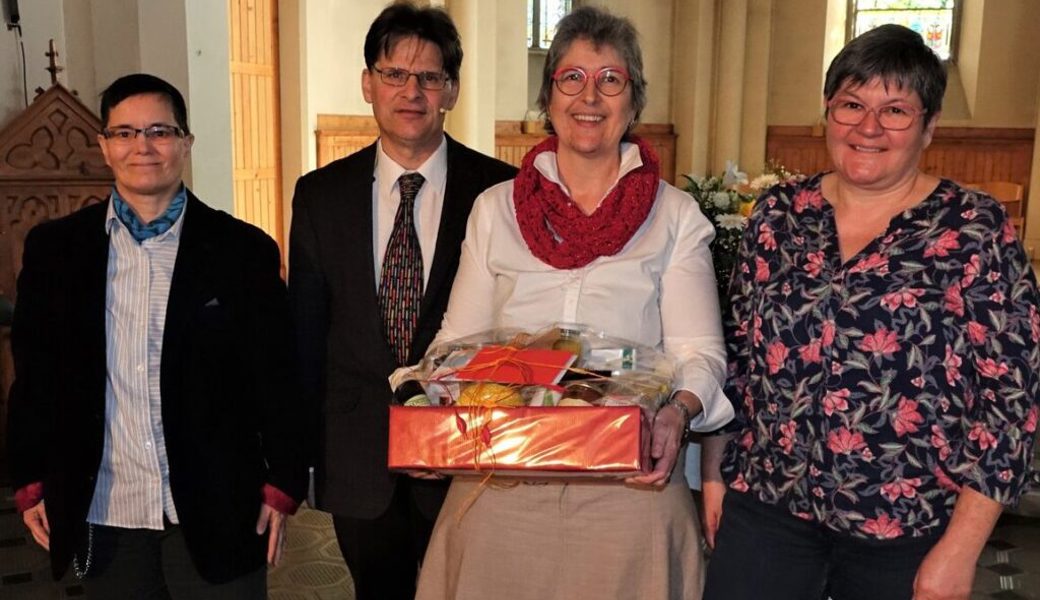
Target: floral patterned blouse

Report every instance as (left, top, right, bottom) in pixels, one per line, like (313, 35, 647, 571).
(721, 174, 1040, 539)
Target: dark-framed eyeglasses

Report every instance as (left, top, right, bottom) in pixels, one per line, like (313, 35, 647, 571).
(827, 99, 926, 131)
(102, 124, 185, 144)
(371, 66, 451, 91)
(552, 66, 631, 97)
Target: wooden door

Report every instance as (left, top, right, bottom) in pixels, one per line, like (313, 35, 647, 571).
(229, 0, 283, 249)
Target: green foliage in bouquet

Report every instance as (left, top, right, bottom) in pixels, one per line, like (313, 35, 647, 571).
(683, 160, 803, 311)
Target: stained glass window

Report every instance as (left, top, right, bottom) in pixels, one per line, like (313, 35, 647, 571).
(849, 0, 958, 61)
(527, 0, 573, 50)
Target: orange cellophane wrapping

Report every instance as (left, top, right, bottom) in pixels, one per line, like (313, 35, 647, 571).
(388, 405, 647, 477)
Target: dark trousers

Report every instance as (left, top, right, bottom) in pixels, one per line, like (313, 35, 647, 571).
(704, 492, 941, 600)
(332, 477, 438, 600)
(79, 521, 266, 600)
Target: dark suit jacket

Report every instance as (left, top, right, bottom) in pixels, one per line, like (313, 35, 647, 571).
(288, 135, 516, 519)
(6, 193, 307, 583)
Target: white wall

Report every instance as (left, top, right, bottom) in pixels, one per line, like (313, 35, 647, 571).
(584, 0, 674, 124)
(445, 0, 497, 155)
(303, 0, 381, 121)
(61, 0, 97, 110)
(279, 0, 305, 238)
(0, 0, 65, 128)
(183, 0, 232, 211)
(495, 0, 528, 121)
(290, 0, 385, 174)
(88, 0, 140, 106)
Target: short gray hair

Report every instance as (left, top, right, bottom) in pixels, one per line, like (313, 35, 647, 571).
(536, 6, 646, 137)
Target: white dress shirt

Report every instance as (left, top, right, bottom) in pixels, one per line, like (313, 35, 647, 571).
(434, 143, 734, 431)
(373, 137, 448, 289)
(87, 199, 184, 529)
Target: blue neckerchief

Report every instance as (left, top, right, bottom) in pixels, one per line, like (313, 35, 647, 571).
(112, 186, 187, 242)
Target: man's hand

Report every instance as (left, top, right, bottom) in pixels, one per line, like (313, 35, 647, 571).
(23, 500, 50, 550)
(256, 503, 287, 566)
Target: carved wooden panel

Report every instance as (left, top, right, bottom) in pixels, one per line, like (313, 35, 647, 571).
(0, 86, 110, 181)
(0, 84, 112, 482)
(0, 186, 108, 300)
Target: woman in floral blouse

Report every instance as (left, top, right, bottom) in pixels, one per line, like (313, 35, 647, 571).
(702, 24, 1040, 600)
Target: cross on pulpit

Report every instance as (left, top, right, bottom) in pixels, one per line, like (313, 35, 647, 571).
(45, 39, 63, 85)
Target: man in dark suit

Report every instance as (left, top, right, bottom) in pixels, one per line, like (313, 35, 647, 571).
(7, 73, 306, 599)
(288, 4, 516, 599)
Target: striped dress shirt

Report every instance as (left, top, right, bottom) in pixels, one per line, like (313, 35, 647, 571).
(86, 194, 185, 530)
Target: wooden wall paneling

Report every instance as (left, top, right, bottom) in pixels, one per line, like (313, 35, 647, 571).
(764, 125, 831, 176)
(490, 121, 678, 183)
(229, 0, 283, 250)
(315, 117, 679, 185)
(315, 114, 381, 167)
(765, 126, 1034, 230)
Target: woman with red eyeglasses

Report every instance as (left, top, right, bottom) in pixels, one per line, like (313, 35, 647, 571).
(702, 24, 1040, 600)
(410, 5, 732, 600)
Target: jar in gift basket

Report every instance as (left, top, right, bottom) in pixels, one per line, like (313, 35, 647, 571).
(552, 326, 583, 358)
(562, 381, 604, 404)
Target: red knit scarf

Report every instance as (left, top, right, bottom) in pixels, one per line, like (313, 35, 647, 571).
(512, 136, 660, 269)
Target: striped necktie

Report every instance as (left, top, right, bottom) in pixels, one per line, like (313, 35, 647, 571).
(379, 172, 425, 366)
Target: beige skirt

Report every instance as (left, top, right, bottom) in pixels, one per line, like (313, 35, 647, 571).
(416, 456, 704, 600)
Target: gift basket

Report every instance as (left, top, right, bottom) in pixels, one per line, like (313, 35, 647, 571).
(387, 324, 675, 477)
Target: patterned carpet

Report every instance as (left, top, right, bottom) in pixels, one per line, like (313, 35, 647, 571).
(1, 487, 1038, 599)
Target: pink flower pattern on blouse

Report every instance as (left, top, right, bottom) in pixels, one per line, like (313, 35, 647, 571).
(722, 175, 1040, 540)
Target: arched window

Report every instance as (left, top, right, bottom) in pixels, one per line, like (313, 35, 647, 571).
(847, 0, 960, 61)
(528, 0, 572, 50)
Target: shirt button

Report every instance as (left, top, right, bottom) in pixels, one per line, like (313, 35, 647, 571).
(145, 441, 153, 449)
(136, 364, 144, 372)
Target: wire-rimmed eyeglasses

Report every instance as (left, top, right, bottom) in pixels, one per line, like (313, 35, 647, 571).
(101, 124, 185, 144)
(371, 66, 452, 91)
(827, 99, 926, 131)
(552, 66, 631, 97)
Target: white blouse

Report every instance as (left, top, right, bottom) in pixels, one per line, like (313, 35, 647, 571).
(433, 143, 733, 431)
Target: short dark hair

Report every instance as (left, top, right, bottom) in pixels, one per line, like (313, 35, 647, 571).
(824, 24, 946, 127)
(364, 2, 463, 82)
(99, 73, 190, 134)
(537, 6, 647, 137)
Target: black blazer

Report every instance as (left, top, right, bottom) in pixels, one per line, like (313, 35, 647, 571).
(7, 193, 307, 583)
(288, 136, 516, 519)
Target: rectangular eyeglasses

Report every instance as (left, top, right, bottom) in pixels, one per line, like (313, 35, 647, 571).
(102, 124, 185, 143)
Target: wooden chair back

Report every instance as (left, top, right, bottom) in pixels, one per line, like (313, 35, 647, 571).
(962, 181, 1025, 237)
